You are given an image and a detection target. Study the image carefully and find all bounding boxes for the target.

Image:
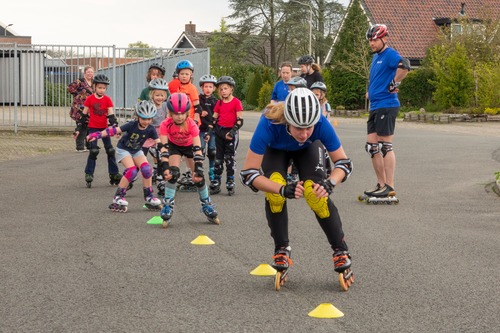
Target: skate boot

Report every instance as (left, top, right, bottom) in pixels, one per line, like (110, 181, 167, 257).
(152, 166, 158, 185)
(200, 198, 220, 225)
(143, 187, 162, 211)
(209, 175, 221, 195)
(85, 173, 93, 188)
(272, 246, 292, 291)
(177, 171, 197, 192)
(109, 173, 122, 186)
(358, 183, 381, 201)
(367, 184, 399, 205)
(160, 198, 175, 228)
(226, 176, 235, 196)
(109, 187, 128, 212)
(157, 180, 166, 197)
(333, 250, 354, 291)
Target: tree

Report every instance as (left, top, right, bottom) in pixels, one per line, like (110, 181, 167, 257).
(326, 0, 370, 109)
(126, 41, 155, 58)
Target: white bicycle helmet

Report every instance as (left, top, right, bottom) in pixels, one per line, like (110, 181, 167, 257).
(284, 88, 321, 128)
(135, 100, 157, 119)
(199, 74, 217, 87)
(149, 78, 169, 91)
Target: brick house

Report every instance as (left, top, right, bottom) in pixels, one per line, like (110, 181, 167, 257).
(326, 0, 500, 66)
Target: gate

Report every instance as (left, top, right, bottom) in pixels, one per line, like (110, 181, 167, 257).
(0, 43, 209, 132)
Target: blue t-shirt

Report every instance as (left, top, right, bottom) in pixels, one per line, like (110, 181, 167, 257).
(271, 80, 290, 102)
(249, 114, 341, 155)
(368, 47, 402, 110)
(117, 120, 158, 153)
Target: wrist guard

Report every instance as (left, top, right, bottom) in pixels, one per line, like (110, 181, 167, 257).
(107, 114, 118, 126)
(280, 183, 297, 199)
(316, 179, 335, 195)
(88, 132, 102, 141)
(105, 126, 118, 137)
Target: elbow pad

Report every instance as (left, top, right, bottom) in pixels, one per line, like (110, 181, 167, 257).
(398, 58, 411, 71)
(334, 158, 353, 182)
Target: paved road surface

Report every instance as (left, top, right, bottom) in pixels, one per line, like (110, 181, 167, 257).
(1, 115, 499, 332)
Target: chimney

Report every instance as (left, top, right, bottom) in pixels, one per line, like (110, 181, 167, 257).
(185, 21, 196, 35)
(459, 3, 466, 16)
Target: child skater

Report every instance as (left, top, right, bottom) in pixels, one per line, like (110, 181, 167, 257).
(74, 74, 120, 188)
(210, 76, 243, 196)
(169, 60, 204, 191)
(87, 100, 163, 212)
(197, 74, 218, 183)
(158, 93, 220, 228)
(311, 81, 332, 120)
(138, 63, 166, 102)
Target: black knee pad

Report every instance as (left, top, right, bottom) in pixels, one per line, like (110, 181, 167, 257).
(89, 147, 100, 160)
(168, 166, 180, 184)
(380, 142, 393, 157)
(214, 159, 223, 174)
(207, 148, 216, 161)
(195, 178, 206, 188)
(105, 146, 116, 157)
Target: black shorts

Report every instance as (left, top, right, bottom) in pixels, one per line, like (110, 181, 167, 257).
(367, 107, 399, 136)
(168, 141, 193, 158)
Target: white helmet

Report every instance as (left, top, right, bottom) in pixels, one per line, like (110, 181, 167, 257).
(135, 100, 157, 119)
(284, 88, 321, 128)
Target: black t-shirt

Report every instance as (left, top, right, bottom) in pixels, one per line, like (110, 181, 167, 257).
(301, 71, 324, 89)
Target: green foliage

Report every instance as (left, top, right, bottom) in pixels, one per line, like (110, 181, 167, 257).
(258, 82, 273, 110)
(326, 0, 370, 109)
(428, 43, 475, 108)
(126, 41, 155, 58)
(325, 67, 366, 109)
(45, 80, 71, 107)
(246, 70, 262, 106)
(475, 61, 500, 109)
(398, 68, 435, 108)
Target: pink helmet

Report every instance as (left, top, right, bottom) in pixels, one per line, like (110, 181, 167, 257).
(167, 93, 191, 114)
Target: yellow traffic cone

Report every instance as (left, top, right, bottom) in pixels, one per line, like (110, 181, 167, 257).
(191, 235, 215, 245)
(250, 264, 277, 276)
(146, 216, 163, 225)
(308, 303, 344, 318)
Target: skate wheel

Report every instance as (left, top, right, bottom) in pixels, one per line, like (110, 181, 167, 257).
(339, 269, 354, 291)
(162, 220, 170, 229)
(86, 182, 92, 188)
(275, 271, 283, 291)
(357, 195, 364, 202)
(209, 217, 220, 225)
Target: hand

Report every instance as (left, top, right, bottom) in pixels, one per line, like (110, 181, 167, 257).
(312, 180, 333, 198)
(108, 114, 118, 126)
(280, 181, 304, 199)
(201, 111, 208, 117)
(388, 80, 400, 93)
(73, 131, 79, 140)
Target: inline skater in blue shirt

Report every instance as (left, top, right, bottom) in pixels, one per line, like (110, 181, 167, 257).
(240, 88, 354, 290)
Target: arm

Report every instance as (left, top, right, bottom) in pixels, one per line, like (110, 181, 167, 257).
(86, 126, 121, 142)
(240, 149, 303, 198)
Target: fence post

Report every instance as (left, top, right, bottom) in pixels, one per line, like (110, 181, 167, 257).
(14, 43, 18, 134)
(112, 45, 116, 108)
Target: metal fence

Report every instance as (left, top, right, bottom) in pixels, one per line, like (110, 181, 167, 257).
(0, 43, 209, 132)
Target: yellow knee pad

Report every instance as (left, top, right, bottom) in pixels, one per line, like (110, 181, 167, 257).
(304, 180, 330, 219)
(265, 172, 287, 213)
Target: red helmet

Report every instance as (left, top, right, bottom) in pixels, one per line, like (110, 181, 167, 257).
(167, 93, 191, 114)
(366, 24, 388, 40)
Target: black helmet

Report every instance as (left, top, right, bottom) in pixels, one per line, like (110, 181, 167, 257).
(92, 74, 110, 85)
(298, 55, 314, 65)
(149, 63, 166, 76)
(216, 76, 236, 87)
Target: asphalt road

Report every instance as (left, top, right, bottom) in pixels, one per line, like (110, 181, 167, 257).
(1, 114, 499, 332)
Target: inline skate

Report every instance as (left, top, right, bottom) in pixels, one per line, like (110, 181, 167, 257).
(143, 187, 162, 211)
(209, 175, 221, 195)
(333, 250, 354, 291)
(226, 176, 235, 196)
(109, 187, 128, 212)
(272, 246, 292, 291)
(157, 180, 166, 197)
(160, 198, 175, 228)
(200, 198, 220, 225)
(85, 173, 93, 188)
(358, 184, 399, 205)
(109, 173, 122, 186)
(177, 170, 197, 192)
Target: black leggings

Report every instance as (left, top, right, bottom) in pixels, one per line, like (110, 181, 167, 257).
(261, 140, 348, 252)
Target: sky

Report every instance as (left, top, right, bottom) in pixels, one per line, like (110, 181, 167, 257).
(3, 0, 350, 48)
